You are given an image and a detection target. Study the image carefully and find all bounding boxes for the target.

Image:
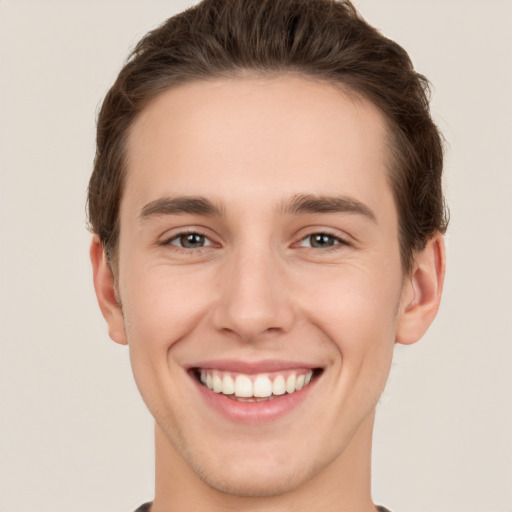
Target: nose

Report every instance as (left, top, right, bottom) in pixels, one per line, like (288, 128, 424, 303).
(211, 245, 295, 342)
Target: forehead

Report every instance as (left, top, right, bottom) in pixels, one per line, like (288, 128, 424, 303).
(123, 75, 394, 219)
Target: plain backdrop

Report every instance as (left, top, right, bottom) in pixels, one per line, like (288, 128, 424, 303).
(1, 1, 511, 511)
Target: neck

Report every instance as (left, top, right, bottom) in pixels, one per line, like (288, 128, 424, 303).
(152, 412, 378, 512)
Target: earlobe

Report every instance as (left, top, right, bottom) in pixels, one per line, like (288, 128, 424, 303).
(90, 235, 128, 345)
(395, 233, 446, 345)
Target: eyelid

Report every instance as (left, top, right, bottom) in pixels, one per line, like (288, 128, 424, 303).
(170, 233, 213, 248)
(157, 226, 352, 251)
(159, 227, 219, 249)
(294, 229, 352, 249)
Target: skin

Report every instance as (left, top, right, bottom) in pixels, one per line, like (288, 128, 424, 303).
(91, 75, 445, 512)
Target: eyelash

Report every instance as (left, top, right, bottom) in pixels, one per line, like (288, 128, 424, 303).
(161, 230, 214, 250)
(296, 232, 350, 250)
(160, 230, 350, 252)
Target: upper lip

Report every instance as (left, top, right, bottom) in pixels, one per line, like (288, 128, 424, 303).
(187, 359, 321, 374)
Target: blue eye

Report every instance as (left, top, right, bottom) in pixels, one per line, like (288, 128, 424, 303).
(299, 233, 346, 249)
(168, 232, 212, 249)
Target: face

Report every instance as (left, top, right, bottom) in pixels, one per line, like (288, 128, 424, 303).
(95, 75, 431, 497)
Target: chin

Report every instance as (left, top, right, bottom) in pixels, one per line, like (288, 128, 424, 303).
(194, 461, 314, 498)
(174, 434, 330, 499)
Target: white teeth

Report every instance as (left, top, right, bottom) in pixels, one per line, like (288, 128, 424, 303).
(253, 375, 273, 397)
(286, 374, 296, 394)
(212, 373, 223, 393)
(222, 374, 235, 395)
(234, 374, 253, 397)
(272, 375, 286, 395)
(199, 369, 315, 398)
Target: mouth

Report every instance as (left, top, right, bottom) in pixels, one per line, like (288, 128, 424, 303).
(187, 362, 323, 422)
(192, 367, 321, 402)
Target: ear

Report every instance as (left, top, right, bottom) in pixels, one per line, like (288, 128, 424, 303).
(396, 232, 446, 345)
(90, 235, 127, 345)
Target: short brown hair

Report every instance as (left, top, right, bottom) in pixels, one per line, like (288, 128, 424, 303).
(88, 0, 448, 273)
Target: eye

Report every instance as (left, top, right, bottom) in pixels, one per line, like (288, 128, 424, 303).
(166, 232, 213, 249)
(298, 232, 347, 249)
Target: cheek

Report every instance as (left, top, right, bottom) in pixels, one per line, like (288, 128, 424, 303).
(296, 263, 401, 367)
(119, 264, 216, 420)
(303, 261, 400, 323)
(119, 263, 216, 354)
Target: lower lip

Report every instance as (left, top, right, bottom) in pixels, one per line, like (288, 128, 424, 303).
(191, 373, 318, 424)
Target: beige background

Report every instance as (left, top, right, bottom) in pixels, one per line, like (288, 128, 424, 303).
(1, 1, 511, 511)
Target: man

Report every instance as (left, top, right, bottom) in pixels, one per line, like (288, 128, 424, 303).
(88, 1, 447, 510)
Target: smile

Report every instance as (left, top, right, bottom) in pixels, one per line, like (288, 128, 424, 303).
(198, 369, 315, 400)
(188, 361, 323, 423)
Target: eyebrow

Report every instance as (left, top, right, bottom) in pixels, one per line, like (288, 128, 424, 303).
(281, 194, 377, 222)
(138, 193, 376, 223)
(138, 196, 224, 221)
